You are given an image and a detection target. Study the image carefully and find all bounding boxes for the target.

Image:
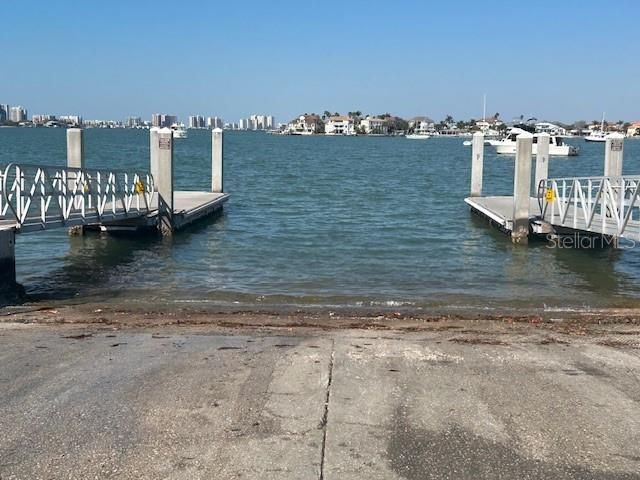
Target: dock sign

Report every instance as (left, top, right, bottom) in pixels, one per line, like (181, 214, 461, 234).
(159, 137, 171, 150)
(611, 139, 623, 152)
(545, 188, 556, 202)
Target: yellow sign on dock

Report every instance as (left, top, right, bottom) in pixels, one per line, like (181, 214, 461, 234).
(545, 188, 556, 202)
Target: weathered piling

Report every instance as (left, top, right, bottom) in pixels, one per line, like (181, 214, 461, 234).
(212, 128, 224, 193)
(470, 132, 484, 197)
(150, 127, 160, 184)
(512, 133, 533, 245)
(156, 127, 174, 236)
(0, 229, 16, 285)
(605, 133, 624, 177)
(534, 133, 550, 191)
(66, 128, 85, 169)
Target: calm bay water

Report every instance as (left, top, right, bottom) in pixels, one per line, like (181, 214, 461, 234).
(2, 127, 640, 313)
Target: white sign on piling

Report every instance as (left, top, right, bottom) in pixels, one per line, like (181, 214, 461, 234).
(212, 128, 224, 193)
(512, 133, 533, 245)
(534, 133, 550, 192)
(470, 132, 484, 197)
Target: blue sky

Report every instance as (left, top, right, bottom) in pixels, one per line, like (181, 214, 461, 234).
(2, 1, 639, 124)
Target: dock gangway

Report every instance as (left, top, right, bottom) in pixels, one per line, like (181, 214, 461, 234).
(0, 163, 155, 233)
(539, 175, 640, 241)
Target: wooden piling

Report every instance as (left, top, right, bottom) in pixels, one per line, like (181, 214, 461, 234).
(470, 132, 484, 197)
(212, 128, 224, 193)
(0, 228, 16, 295)
(512, 133, 533, 245)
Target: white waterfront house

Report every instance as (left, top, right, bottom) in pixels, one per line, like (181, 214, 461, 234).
(325, 115, 356, 135)
(360, 116, 388, 135)
(287, 114, 324, 135)
(535, 122, 567, 136)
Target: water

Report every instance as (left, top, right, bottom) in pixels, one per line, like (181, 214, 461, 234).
(2, 127, 640, 313)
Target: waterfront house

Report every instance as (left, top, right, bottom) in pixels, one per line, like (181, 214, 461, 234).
(287, 114, 324, 135)
(360, 116, 388, 135)
(627, 121, 640, 137)
(325, 115, 356, 135)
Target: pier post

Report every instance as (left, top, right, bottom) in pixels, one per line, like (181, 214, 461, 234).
(156, 127, 174, 236)
(66, 128, 85, 169)
(150, 127, 160, 185)
(470, 132, 484, 197)
(534, 133, 550, 191)
(0, 228, 16, 298)
(604, 133, 624, 177)
(512, 133, 533, 245)
(212, 128, 224, 193)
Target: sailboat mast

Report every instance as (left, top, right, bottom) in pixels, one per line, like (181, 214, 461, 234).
(483, 94, 486, 122)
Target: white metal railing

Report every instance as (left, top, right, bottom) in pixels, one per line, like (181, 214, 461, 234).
(539, 176, 640, 239)
(0, 163, 155, 232)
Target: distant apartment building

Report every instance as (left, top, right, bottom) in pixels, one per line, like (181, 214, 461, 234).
(325, 115, 356, 135)
(207, 116, 223, 129)
(189, 115, 206, 129)
(9, 105, 28, 123)
(266, 115, 275, 129)
(125, 116, 142, 128)
(360, 116, 388, 135)
(32, 114, 56, 125)
(151, 113, 178, 128)
(59, 115, 83, 126)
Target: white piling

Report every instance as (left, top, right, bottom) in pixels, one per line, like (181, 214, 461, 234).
(156, 127, 174, 236)
(470, 132, 484, 197)
(604, 133, 624, 177)
(512, 133, 533, 245)
(66, 128, 84, 169)
(212, 128, 224, 193)
(150, 127, 160, 185)
(0, 229, 16, 293)
(534, 133, 550, 191)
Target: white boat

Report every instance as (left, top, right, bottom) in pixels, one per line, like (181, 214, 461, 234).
(405, 133, 430, 140)
(171, 123, 188, 139)
(585, 113, 607, 142)
(490, 128, 579, 156)
(584, 131, 607, 142)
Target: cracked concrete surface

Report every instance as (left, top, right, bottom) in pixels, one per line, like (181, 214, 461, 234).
(0, 321, 639, 479)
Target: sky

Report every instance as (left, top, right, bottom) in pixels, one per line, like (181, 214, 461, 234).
(2, 0, 640, 124)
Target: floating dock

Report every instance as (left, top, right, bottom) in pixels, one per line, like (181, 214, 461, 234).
(466, 131, 633, 244)
(0, 127, 229, 292)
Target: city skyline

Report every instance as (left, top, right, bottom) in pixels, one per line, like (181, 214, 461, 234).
(2, 1, 640, 123)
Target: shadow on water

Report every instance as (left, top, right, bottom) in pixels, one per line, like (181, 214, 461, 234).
(24, 230, 164, 303)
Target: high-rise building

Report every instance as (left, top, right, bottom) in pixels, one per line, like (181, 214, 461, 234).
(126, 116, 142, 128)
(266, 115, 275, 129)
(59, 115, 82, 126)
(152, 113, 177, 127)
(9, 106, 27, 123)
(0, 104, 9, 122)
